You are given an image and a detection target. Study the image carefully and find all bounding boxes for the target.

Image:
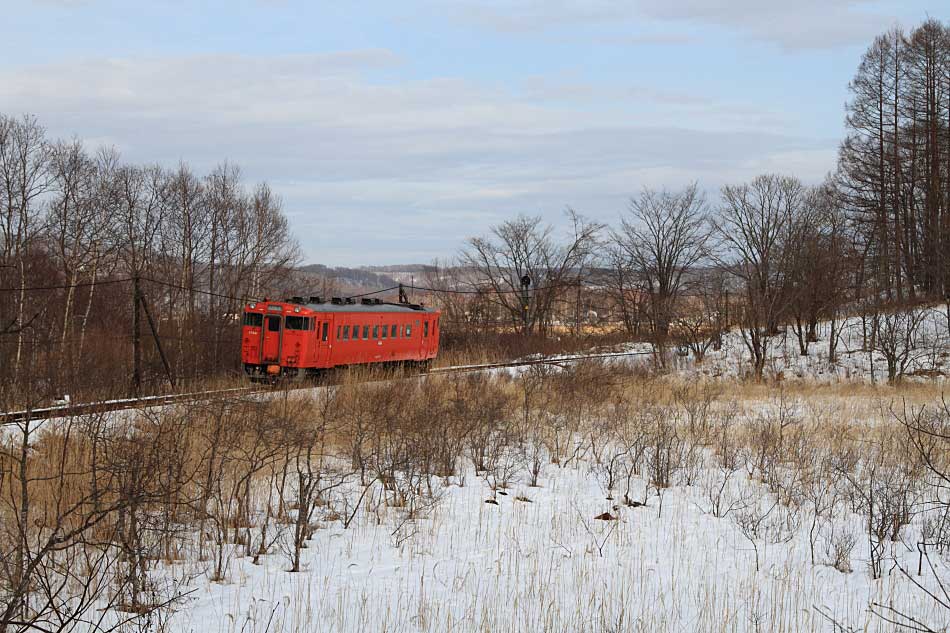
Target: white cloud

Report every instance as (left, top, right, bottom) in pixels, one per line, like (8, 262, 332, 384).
(444, 0, 625, 33)
(635, 0, 899, 50)
(0, 51, 834, 264)
(443, 0, 909, 51)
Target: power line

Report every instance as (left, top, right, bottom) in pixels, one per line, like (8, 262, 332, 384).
(0, 275, 259, 304)
(344, 285, 400, 300)
(0, 275, 593, 305)
(401, 280, 585, 296)
(0, 277, 132, 293)
(141, 277, 264, 304)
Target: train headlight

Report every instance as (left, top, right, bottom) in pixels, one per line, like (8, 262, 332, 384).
(294, 307, 301, 313)
(249, 303, 257, 309)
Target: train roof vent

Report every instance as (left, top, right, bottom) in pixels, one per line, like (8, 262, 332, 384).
(309, 296, 323, 304)
(331, 297, 343, 305)
(360, 298, 373, 305)
(345, 298, 356, 304)
(287, 296, 304, 304)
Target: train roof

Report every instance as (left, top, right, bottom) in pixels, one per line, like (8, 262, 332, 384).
(250, 298, 439, 314)
(302, 302, 438, 314)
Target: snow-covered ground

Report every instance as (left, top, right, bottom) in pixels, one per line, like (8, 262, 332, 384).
(162, 435, 947, 633)
(130, 381, 949, 633)
(642, 306, 950, 384)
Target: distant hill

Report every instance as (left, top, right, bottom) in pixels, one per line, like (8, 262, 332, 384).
(364, 264, 438, 274)
(297, 264, 401, 291)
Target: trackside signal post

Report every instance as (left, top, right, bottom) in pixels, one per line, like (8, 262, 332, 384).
(520, 274, 531, 335)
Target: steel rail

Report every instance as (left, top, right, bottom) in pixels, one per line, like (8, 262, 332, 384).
(0, 349, 652, 426)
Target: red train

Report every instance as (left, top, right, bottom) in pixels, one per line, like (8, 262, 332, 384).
(241, 295, 441, 379)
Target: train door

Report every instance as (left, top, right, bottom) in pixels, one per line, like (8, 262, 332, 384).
(371, 317, 383, 361)
(261, 314, 282, 364)
(421, 317, 432, 358)
(415, 318, 424, 358)
(316, 316, 330, 367)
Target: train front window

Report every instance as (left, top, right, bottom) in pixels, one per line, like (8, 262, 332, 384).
(244, 312, 263, 327)
(266, 316, 281, 332)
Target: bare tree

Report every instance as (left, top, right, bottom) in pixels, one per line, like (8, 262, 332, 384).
(614, 183, 708, 365)
(0, 115, 51, 386)
(674, 266, 730, 362)
(601, 240, 648, 338)
(873, 306, 929, 382)
(715, 174, 804, 379)
(463, 211, 602, 336)
(158, 162, 210, 380)
(46, 139, 112, 382)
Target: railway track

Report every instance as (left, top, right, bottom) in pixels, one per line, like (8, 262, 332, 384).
(0, 349, 651, 426)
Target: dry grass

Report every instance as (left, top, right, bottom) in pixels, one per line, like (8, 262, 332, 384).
(3, 360, 950, 631)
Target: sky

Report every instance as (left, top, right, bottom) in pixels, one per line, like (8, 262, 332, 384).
(1, 1, 944, 266)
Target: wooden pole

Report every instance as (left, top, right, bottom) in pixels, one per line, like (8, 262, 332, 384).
(131, 275, 141, 396)
(140, 292, 176, 389)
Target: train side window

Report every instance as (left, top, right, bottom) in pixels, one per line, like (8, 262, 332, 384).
(322, 322, 329, 341)
(423, 321, 429, 337)
(343, 325, 350, 340)
(391, 324, 397, 338)
(381, 325, 387, 339)
(361, 325, 368, 340)
(373, 325, 379, 339)
(405, 324, 412, 337)
(243, 312, 263, 327)
(285, 315, 307, 330)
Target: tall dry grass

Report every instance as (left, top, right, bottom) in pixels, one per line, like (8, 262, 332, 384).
(2, 362, 949, 632)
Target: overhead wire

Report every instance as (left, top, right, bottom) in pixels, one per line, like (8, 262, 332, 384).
(344, 285, 400, 300)
(140, 276, 265, 304)
(403, 280, 585, 296)
(0, 274, 595, 307)
(0, 277, 132, 293)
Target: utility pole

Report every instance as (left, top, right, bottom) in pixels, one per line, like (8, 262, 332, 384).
(131, 275, 142, 396)
(140, 292, 176, 389)
(574, 275, 582, 337)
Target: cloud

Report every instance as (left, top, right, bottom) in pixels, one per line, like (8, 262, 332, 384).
(635, 0, 898, 50)
(445, 0, 625, 33)
(444, 0, 907, 51)
(0, 52, 834, 265)
(28, 0, 98, 6)
(608, 33, 698, 47)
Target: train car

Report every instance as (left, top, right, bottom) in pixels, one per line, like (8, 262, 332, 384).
(241, 296, 441, 379)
